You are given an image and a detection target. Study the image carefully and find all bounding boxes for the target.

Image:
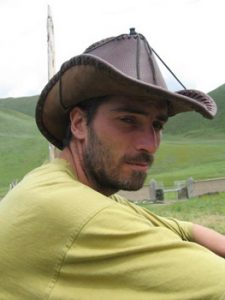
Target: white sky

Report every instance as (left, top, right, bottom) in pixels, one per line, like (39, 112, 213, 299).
(0, 0, 224, 98)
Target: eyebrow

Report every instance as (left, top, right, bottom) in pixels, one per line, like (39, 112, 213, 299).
(156, 114, 169, 122)
(111, 107, 168, 122)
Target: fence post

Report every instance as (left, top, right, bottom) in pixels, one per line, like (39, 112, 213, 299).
(175, 180, 188, 200)
(149, 179, 164, 202)
(186, 177, 194, 198)
(9, 179, 18, 190)
(149, 179, 157, 202)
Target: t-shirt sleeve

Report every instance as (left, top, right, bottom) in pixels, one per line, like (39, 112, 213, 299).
(49, 200, 225, 299)
(72, 201, 193, 261)
(110, 193, 194, 241)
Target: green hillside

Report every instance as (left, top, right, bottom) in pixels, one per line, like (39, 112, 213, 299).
(0, 108, 48, 196)
(0, 95, 38, 117)
(148, 137, 225, 186)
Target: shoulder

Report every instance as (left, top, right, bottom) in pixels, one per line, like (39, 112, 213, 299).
(110, 193, 194, 240)
(4, 159, 115, 232)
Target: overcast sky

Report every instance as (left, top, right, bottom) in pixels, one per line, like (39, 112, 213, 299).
(0, 0, 224, 98)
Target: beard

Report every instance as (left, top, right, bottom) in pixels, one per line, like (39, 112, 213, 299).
(83, 126, 154, 193)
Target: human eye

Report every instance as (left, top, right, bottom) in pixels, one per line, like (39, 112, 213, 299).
(153, 120, 164, 131)
(119, 115, 137, 125)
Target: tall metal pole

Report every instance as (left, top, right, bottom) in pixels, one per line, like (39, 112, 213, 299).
(47, 5, 57, 160)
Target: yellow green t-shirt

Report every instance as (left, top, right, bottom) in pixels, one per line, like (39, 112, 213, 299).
(0, 159, 225, 300)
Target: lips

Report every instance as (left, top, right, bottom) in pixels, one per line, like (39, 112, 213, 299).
(124, 153, 154, 172)
(126, 162, 149, 172)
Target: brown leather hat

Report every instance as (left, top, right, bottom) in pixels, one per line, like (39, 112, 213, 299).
(36, 29, 217, 149)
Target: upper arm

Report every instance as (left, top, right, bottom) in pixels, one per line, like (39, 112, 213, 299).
(192, 224, 225, 258)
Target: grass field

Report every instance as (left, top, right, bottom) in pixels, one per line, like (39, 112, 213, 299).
(0, 109, 48, 196)
(148, 136, 225, 186)
(139, 192, 225, 234)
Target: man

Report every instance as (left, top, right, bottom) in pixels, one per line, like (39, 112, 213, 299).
(0, 29, 225, 299)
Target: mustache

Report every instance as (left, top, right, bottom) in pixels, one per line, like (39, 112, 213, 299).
(124, 152, 154, 166)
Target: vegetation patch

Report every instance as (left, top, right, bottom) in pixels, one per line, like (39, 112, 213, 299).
(139, 192, 225, 233)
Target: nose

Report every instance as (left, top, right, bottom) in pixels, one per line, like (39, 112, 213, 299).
(136, 126, 161, 154)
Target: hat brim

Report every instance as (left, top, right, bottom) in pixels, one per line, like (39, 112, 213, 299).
(36, 54, 217, 149)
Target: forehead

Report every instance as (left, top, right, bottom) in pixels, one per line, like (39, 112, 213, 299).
(99, 95, 168, 115)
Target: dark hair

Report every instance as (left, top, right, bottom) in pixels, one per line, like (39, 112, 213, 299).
(63, 96, 108, 148)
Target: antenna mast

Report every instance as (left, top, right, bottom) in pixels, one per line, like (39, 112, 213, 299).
(47, 5, 57, 160)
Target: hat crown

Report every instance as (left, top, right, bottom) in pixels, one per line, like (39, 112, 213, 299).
(84, 30, 167, 89)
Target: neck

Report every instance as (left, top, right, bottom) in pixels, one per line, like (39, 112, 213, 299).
(59, 146, 117, 197)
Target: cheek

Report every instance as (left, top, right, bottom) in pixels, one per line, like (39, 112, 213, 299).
(157, 131, 162, 147)
(96, 130, 125, 158)
(98, 124, 127, 147)
(152, 130, 162, 149)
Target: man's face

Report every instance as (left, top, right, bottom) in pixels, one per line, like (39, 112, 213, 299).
(83, 96, 168, 194)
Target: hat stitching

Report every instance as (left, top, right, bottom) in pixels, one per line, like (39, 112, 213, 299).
(177, 90, 215, 114)
(84, 36, 116, 52)
(136, 35, 140, 80)
(144, 39, 157, 84)
(84, 33, 145, 53)
(38, 54, 214, 119)
(38, 54, 215, 117)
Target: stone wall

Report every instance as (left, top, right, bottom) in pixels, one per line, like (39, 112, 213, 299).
(192, 178, 225, 197)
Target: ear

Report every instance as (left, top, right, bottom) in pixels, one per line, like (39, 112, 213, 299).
(70, 107, 87, 140)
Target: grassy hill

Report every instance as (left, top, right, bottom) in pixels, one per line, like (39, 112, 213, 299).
(148, 137, 225, 186)
(0, 107, 48, 196)
(0, 95, 38, 117)
(164, 84, 225, 136)
(0, 84, 224, 196)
